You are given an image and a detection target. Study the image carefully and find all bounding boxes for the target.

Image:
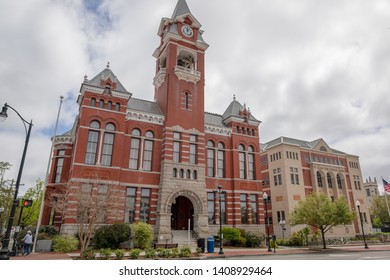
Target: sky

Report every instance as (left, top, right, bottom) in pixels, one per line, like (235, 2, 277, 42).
(0, 0, 389, 195)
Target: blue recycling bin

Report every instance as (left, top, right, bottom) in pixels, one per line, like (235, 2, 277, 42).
(207, 236, 215, 253)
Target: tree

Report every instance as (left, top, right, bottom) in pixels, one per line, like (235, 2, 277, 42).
(289, 193, 356, 249)
(52, 180, 119, 257)
(369, 195, 390, 226)
(17, 179, 44, 227)
(0, 162, 13, 236)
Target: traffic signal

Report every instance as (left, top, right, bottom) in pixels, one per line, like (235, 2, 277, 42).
(22, 199, 33, 207)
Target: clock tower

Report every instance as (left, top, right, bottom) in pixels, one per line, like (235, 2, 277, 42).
(152, 0, 210, 240)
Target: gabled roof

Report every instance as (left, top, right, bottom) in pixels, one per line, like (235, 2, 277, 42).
(86, 64, 129, 94)
(222, 96, 261, 124)
(261, 136, 346, 155)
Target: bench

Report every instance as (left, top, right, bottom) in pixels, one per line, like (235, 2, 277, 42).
(153, 243, 178, 249)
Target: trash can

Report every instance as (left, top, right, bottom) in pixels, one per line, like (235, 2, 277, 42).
(207, 236, 215, 253)
(197, 238, 205, 253)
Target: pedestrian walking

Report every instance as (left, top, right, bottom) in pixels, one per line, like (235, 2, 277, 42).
(22, 230, 33, 256)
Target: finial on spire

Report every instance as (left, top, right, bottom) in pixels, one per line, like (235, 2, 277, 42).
(233, 94, 236, 100)
(106, 62, 110, 69)
(84, 74, 88, 83)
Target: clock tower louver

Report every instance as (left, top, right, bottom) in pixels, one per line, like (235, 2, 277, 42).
(153, 0, 211, 240)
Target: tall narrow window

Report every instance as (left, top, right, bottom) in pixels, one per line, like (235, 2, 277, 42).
(190, 134, 197, 164)
(54, 150, 65, 183)
(240, 194, 248, 224)
(140, 189, 151, 222)
(125, 187, 136, 224)
(217, 143, 225, 178)
(85, 121, 100, 165)
(239, 144, 246, 179)
(327, 173, 333, 188)
(101, 123, 115, 166)
(99, 99, 104, 108)
(337, 174, 343, 189)
(290, 167, 299, 185)
(185, 92, 189, 109)
(273, 168, 282, 186)
(251, 194, 258, 224)
(317, 172, 323, 187)
(207, 141, 215, 177)
(143, 131, 154, 171)
(90, 98, 96, 107)
(115, 102, 120, 111)
(129, 129, 141, 169)
(173, 132, 181, 163)
(248, 146, 255, 180)
(107, 101, 112, 110)
(208, 192, 215, 224)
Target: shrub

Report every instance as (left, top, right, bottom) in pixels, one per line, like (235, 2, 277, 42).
(130, 248, 141, 259)
(157, 248, 170, 258)
(82, 248, 96, 260)
(93, 223, 131, 249)
(37, 226, 59, 240)
(52, 235, 79, 253)
(220, 227, 242, 246)
(99, 248, 112, 260)
(144, 249, 156, 259)
(245, 232, 264, 248)
(179, 247, 191, 258)
(114, 249, 125, 260)
(195, 247, 203, 255)
(171, 247, 179, 258)
(131, 222, 153, 249)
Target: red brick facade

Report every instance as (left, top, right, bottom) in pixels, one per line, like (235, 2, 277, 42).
(43, 0, 266, 240)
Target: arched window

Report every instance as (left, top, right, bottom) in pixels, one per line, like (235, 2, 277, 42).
(90, 98, 96, 107)
(248, 146, 255, 180)
(186, 169, 191, 179)
(104, 83, 111, 95)
(193, 170, 197, 180)
(143, 131, 154, 171)
(99, 99, 104, 108)
(85, 121, 100, 165)
(177, 51, 195, 69)
(107, 101, 112, 110)
(173, 168, 177, 178)
(217, 142, 225, 178)
(115, 102, 120, 111)
(239, 144, 246, 179)
(337, 174, 343, 189)
(179, 169, 184, 178)
(101, 123, 115, 166)
(207, 141, 215, 177)
(317, 172, 323, 187)
(129, 129, 141, 169)
(327, 173, 333, 188)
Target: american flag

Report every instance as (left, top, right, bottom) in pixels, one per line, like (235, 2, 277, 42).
(383, 178, 390, 194)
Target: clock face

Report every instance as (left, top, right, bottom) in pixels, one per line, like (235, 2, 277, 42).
(181, 25, 193, 37)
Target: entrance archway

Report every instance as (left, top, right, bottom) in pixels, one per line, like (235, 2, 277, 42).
(171, 196, 194, 230)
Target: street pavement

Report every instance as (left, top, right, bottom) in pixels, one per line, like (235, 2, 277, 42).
(8, 244, 390, 260)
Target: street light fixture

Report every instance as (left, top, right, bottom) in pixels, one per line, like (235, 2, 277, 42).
(0, 103, 33, 260)
(355, 200, 369, 249)
(279, 219, 286, 239)
(263, 192, 272, 252)
(217, 185, 224, 255)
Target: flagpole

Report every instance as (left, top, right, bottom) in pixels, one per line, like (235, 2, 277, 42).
(32, 96, 64, 253)
(382, 177, 390, 221)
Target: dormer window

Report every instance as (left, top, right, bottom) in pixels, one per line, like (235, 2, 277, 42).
(104, 83, 111, 95)
(177, 52, 195, 70)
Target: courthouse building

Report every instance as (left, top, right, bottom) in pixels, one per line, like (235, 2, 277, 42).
(260, 137, 371, 238)
(43, 0, 371, 242)
(43, 0, 264, 242)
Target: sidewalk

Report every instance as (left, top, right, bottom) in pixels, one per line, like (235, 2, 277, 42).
(9, 244, 390, 260)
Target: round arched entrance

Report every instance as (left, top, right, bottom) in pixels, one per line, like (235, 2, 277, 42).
(171, 196, 194, 230)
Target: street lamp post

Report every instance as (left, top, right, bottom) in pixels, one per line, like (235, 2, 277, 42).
(355, 200, 369, 249)
(263, 192, 272, 252)
(279, 220, 286, 239)
(217, 185, 224, 255)
(0, 103, 33, 260)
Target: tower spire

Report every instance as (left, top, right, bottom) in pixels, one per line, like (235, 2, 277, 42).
(172, 0, 191, 19)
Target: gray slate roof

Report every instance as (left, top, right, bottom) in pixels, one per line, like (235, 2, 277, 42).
(172, 0, 191, 19)
(222, 98, 260, 123)
(261, 136, 345, 154)
(87, 67, 129, 93)
(127, 97, 163, 115)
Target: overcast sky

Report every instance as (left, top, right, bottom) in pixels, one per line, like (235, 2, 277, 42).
(0, 0, 389, 195)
